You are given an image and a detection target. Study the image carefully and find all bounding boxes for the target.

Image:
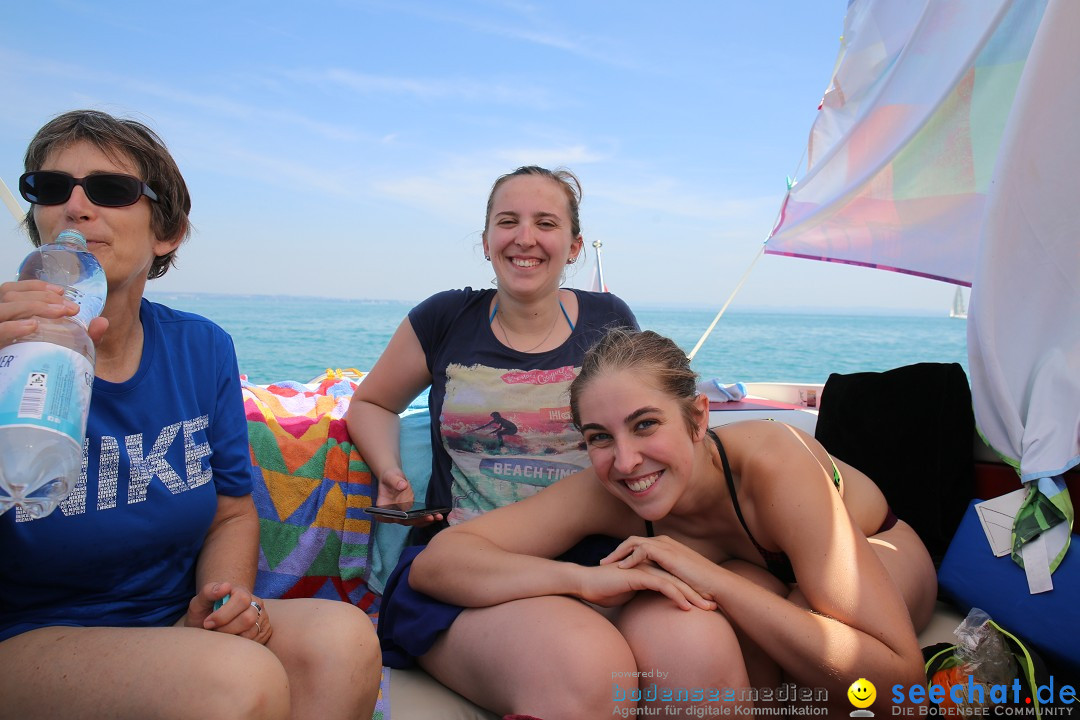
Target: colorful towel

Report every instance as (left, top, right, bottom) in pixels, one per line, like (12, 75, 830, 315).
(1012, 476, 1075, 590)
(241, 377, 391, 719)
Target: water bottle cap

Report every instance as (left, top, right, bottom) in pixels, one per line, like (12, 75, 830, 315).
(56, 229, 88, 248)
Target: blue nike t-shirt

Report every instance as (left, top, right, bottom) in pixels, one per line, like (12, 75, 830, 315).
(0, 299, 252, 641)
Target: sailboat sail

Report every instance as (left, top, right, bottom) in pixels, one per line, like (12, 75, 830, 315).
(949, 287, 967, 319)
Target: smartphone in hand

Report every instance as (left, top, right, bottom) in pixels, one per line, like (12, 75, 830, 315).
(363, 503, 451, 520)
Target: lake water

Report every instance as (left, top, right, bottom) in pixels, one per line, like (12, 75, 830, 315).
(147, 292, 969, 386)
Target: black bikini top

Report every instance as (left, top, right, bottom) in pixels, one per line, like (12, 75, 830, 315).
(708, 429, 797, 584)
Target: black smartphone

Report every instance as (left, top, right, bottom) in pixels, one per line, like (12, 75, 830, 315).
(363, 503, 451, 520)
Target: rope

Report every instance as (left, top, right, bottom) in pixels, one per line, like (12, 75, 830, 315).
(686, 245, 766, 362)
(1, 177, 24, 223)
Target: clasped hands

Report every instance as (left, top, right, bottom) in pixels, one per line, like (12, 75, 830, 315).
(577, 535, 718, 612)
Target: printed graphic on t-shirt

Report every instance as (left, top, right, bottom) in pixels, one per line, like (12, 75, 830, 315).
(14, 414, 213, 521)
(441, 363, 587, 524)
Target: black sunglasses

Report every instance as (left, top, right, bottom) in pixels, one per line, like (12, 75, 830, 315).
(19, 171, 159, 208)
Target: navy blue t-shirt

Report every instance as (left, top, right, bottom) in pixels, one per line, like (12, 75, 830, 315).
(409, 288, 637, 531)
(0, 299, 253, 641)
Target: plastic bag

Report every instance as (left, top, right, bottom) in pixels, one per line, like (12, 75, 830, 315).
(934, 608, 1015, 708)
(953, 608, 1017, 684)
(923, 606, 1062, 719)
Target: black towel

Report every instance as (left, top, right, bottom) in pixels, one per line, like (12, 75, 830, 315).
(814, 362, 975, 565)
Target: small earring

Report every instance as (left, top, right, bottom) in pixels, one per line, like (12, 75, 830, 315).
(485, 255, 491, 261)
(566, 257, 576, 265)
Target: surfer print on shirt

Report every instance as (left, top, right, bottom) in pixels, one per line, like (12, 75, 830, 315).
(441, 363, 585, 525)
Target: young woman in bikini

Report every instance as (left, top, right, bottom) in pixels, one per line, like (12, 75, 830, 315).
(409, 328, 935, 717)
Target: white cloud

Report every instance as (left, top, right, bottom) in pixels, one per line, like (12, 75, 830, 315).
(0, 48, 364, 144)
(379, 0, 642, 70)
(286, 67, 557, 110)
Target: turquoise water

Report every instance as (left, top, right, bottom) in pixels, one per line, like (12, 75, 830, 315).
(147, 293, 969, 386)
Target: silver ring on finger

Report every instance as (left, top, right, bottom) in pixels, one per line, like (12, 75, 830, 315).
(250, 600, 263, 616)
(254, 620, 262, 635)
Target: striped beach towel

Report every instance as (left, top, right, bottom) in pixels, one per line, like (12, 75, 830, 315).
(241, 377, 391, 719)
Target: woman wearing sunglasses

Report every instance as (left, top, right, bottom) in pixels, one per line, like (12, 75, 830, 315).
(0, 110, 381, 720)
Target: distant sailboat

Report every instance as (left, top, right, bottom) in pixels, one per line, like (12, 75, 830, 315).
(950, 286, 968, 319)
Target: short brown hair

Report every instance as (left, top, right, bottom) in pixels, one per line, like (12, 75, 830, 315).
(23, 109, 191, 279)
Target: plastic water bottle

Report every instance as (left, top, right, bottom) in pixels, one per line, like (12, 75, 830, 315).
(0, 229, 106, 519)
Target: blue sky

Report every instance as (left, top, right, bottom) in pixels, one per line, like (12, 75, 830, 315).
(1, 1, 959, 313)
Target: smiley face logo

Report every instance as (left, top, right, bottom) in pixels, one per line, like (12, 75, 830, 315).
(847, 677, 876, 709)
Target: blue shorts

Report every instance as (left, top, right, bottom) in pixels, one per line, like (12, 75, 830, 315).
(377, 545, 464, 669)
(378, 534, 622, 668)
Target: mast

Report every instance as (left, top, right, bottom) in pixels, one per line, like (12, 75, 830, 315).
(592, 239, 607, 293)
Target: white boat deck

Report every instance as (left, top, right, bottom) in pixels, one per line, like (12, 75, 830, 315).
(709, 382, 822, 435)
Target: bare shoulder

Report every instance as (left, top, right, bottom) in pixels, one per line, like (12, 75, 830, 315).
(712, 421, 819, 477)
(712, 421, 844, 538)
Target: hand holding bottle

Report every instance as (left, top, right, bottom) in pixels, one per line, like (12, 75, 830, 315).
(0, 280, 108, 347)
(0, 229, 107, 518)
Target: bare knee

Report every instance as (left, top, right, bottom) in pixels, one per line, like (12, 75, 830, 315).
(268, 599, 382, 712)
(498, 605, 639, 718)
(424, 597, 638, 719)
(280, 600, 379, 672)
(550, 621, 639, 717)
(618, 594, 749, 688)
(870, 522, 939, 631)
(318, 603, 382, 694)
(209, 642, 291, 720)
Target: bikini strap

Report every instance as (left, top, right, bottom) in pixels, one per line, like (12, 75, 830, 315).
(559, 297, 575, 331)
(707, 429, 768, 557)
(489, 300, 498, 324)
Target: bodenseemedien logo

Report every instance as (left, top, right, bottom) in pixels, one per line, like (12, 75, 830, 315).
(849, 678, 877, 717)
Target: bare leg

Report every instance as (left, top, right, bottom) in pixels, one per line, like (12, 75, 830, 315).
(867, 519, 938, 631)
(0, 625, 290, 720)
(264, 598, 382, 720)
(420, 596, 638, 719)
(615, 591, 753, 717)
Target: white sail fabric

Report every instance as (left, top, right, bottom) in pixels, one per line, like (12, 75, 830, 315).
(764, 0, 1076, 586)
(971, 0, 1079, 485)
(967, 0, 1079, 587)
(766, 0, 1045, 286)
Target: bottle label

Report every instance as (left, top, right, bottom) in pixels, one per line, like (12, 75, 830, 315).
(0, 342, 94, 444)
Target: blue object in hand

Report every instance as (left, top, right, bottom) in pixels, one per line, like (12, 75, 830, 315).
(213, 593, 230, 611)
